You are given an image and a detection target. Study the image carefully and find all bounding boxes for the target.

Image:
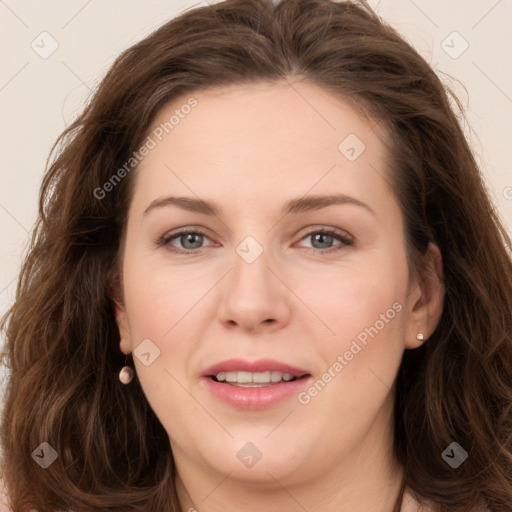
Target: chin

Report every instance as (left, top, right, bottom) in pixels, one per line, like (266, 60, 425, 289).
(196, 435, 309, 484)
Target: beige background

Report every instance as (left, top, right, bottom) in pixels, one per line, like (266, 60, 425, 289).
(1, 0, 511, 390)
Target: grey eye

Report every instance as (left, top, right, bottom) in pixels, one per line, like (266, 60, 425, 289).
(177, 233, 205, 250)
(309, 232, 336, 249)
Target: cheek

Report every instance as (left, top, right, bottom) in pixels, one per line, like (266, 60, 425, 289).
(124, 278, 202, 445)
(296, 252, 408, 344)
(293, 250, 409, 403)
(121, 249, 217, 433)
(122, 246, 215, 339)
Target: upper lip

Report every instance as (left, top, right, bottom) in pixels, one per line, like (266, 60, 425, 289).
(201, 358, 310, 378)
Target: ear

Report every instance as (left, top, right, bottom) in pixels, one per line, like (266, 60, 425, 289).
(111, 279, 133, 356)
(404, 242, 445, 349)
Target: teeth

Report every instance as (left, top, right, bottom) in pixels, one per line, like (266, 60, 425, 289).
(271, 371, 282, 382)
(253, 371, 271, 383)
(237, 371, 253, 383)
(214, 371, 297, 385)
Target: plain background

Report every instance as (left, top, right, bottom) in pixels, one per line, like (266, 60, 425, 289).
(0, 0, 511, 391)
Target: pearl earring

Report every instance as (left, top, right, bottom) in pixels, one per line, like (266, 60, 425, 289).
(416, 333, 424, 341)
(119, 366, 134, 384)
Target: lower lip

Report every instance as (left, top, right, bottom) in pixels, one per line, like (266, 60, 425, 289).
(202, 376, 312, 410)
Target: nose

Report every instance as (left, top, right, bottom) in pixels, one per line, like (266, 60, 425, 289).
(217, 244, 292, 334)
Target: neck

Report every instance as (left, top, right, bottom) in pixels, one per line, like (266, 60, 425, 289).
(173, 400, 405, 512)
(175, 458, 404, 512)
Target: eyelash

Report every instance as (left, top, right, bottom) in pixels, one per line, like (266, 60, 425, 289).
(157, 228, 354, 255)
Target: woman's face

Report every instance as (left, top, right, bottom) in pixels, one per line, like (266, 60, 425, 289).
(115, 81, 439, 488)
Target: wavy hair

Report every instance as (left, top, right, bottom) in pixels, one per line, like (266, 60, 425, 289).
(1, 0, 511, 510)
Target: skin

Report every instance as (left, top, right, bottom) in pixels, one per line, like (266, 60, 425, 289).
(115, 80, 444, 512)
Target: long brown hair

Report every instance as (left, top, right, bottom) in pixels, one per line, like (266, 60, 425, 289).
(2, 0, 511, 510)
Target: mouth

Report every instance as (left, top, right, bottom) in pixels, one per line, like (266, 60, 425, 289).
(201, 358, 312, 409)
(208, 371, 309, 387)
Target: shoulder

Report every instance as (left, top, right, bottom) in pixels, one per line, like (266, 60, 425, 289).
(0, 477, 9, 511)
(0, 486, 11, 512)
(401, 487, 436, 512)
(401, 487, 491, 512)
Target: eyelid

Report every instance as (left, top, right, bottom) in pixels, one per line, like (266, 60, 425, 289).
(296, 225, 353, 242)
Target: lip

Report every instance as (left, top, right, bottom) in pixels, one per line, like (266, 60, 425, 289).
(201, 358, 312, 410)
(201, 358, 310, 378)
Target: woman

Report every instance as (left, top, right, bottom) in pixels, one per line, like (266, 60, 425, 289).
(1, 0, 511, 510)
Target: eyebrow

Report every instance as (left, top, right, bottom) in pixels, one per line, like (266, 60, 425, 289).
(143, 193, 375, 217)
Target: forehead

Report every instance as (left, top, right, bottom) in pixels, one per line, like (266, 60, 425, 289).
(132, 80, 392, 214)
